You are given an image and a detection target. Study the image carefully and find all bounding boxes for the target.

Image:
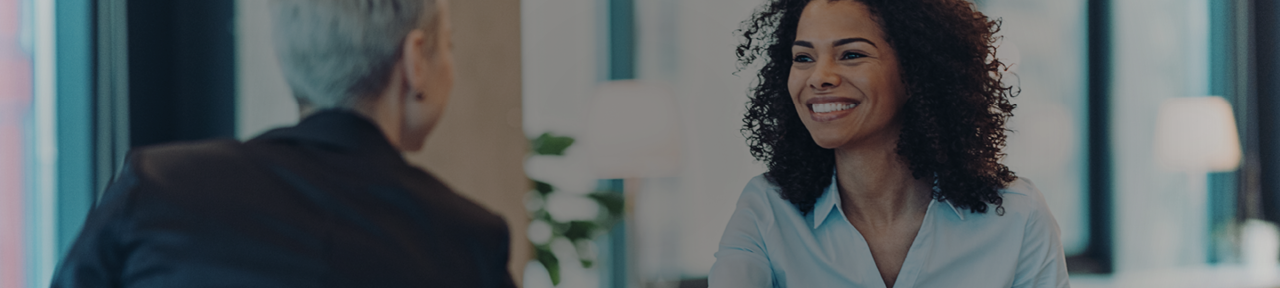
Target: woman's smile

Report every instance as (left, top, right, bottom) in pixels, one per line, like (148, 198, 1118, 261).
(805, 96, 861, 122)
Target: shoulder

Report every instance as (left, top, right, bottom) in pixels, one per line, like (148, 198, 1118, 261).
(994, 177, 1060, 234)
(1000, 178, 1070, 286)
(128, 139, 250, 184)
(737, 174, 785, 210)
(122, 139, 274, 210)
(132, 138, 244, 160)
(742, 174, 778, 200)
(995, 177, 1051, 217)
(730, 174, 794, 227)
(91, 140, 256, 237)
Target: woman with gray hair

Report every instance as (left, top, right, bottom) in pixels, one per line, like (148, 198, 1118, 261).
(52, 0, 517, 287)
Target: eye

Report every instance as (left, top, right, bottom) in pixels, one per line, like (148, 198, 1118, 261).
(793, 54, 814, 63)
(841, 52, 867, 60)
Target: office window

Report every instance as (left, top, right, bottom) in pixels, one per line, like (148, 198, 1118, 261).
(3, 1, 95, 287)
(3, 0, 59, 286)
(1, 0, 33, 286)
(1110, 0, 1212, 272)
(979, 0, 1091, 257)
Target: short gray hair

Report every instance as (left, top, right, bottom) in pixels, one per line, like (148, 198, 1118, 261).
(268, 0, 439, 109)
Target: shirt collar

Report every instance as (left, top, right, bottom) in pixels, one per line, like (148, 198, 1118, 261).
(811, 171, 967, 229)
(811, 173, 841, 229)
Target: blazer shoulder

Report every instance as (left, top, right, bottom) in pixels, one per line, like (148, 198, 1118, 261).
(127, 139, 254, 187)
(131, 138, 245, 167)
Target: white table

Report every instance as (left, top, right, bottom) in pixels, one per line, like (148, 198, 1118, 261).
(1070, 265, 1280, 288)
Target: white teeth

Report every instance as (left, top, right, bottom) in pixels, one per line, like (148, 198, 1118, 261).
(812, 103, 856, 113)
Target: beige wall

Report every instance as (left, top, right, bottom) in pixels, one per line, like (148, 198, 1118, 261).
(405, 0, 529, 283)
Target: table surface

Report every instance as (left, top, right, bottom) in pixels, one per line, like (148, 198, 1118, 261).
(1070, 265, 1280, 288)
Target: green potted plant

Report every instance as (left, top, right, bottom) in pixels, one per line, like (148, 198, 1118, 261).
(525, 133, 624, 286)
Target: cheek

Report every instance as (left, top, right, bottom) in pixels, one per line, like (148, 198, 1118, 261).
(443, 52, 456, 82)
(787, 68, 806, 101)
(417, 60, 452, 120)
(878, 75, 908, 112)
(871, 62, 906, 102)
(867, 81, 909, 124)
(429, 57, 455, 97)
(852, 67, 903, 105)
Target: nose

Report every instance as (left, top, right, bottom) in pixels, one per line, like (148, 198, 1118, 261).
(807, 58, 841, 90)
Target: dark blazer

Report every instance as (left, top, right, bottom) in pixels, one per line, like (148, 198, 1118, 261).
(52, 110, 516, 288)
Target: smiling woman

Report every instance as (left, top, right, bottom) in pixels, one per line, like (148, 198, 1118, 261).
(739, 0, 1018, 218)
(785, 3, 909, 152)
(711, 0, 1068, 287)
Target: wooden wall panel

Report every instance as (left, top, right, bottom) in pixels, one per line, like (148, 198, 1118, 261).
(405, 0, 529, 283)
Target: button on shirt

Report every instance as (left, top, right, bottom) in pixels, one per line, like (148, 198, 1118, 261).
(709, 174, 1069, 288)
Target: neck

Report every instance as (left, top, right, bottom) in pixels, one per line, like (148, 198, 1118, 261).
(355, 83, 408, 151)
(834, 129, 931, 227)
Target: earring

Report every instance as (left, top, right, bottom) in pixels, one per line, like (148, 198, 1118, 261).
(403, 77, 424, 101)
(405, 87, 424, 101)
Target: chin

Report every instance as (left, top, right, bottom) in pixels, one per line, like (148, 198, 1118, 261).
(802, 117, 862, 149)
(808, 133, 850, 150)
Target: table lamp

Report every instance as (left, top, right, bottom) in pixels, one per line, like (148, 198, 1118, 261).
(580, 80, 683, 179)
(580, 80, 684, 287)
(1154, 96, 1241, 173)
(1153, 96, 1241, 265)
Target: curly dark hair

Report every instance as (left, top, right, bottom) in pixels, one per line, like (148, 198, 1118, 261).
(738, 0, 1019, 215)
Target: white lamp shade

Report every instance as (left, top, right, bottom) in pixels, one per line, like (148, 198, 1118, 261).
(1153, 96, 1242, 172)
(580, 81, 683, 179)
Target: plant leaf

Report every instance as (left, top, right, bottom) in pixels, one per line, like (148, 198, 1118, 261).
(563, 221, 599, 241)
(532, 180, 555, 196)
(531, 132, 575, 156)
(588, 191, 625, 219)
(535, 246, 561, 285)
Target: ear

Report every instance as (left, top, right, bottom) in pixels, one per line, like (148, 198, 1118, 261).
(400, 29, 432, 94)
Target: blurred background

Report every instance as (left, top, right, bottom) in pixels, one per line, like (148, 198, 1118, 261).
(2, 0, 1279, 287)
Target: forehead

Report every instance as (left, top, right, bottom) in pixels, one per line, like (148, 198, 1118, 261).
(794, 0, 883, 43)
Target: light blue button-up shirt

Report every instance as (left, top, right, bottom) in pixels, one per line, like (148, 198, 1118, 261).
(709, 174, 1069, 288)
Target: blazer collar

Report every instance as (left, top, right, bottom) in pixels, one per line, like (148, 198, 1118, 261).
(251, 109, 404, 163)
(811, 171, 967, 229)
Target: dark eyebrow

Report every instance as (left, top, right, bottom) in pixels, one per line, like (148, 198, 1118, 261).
(793, 38, 877, 49)
(834, 38, 876, 48)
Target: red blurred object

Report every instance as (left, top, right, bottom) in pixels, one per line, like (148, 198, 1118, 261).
(0, 0, 30, 286)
